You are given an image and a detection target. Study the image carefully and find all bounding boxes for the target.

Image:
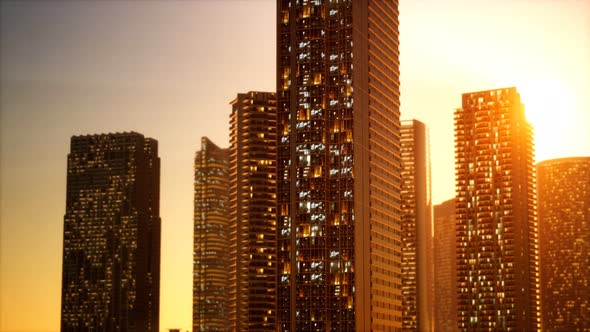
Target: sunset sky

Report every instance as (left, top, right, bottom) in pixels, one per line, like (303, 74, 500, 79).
(1, 1, 588, 331)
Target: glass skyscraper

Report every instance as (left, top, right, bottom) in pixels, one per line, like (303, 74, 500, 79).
(61, 132, 160, 331)
(276, 1, 402, 330)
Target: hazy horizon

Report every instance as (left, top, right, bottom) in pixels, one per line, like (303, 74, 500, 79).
(1, 1, 589, 331)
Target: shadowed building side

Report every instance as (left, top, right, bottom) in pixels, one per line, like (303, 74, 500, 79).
(61, 132, 160, 332)
(433, 198, 457, 332)
(401, 119, 433, 331)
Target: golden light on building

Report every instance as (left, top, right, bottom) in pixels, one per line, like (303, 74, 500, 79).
(401, 119, 434, 331)
(537, 157, 590, 331)
(454, 88, 540, 331)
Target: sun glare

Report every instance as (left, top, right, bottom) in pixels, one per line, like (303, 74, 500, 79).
(518, 80, 576, 162)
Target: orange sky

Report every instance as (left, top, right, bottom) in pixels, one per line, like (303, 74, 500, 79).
(1, 1, 588, 331)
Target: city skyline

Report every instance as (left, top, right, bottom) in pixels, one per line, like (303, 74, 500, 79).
(1, 1, 589, 331)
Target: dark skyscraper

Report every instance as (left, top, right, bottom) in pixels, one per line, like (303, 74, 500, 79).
(61, 132, 160, 331)
(276, 1, 402, 330)
(228, 92, 277, 331)
(454, 88, 540, 331)
(400, 119, 433, 331)
(193, 137, 230, 331)
(537, 157, 590, 331)
(433, 198, 457, 332)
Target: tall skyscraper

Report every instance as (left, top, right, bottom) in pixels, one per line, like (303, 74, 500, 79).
(276, 1, 402, 330)
(400, 119, 433, 331)
(537, 157, 590, 331)
(433, 198, 457, 332)
(228, 92, 277, 330)
(193, 137, 230, 331)
(61, 132, 160, 331)
(454, 87, 540, 331)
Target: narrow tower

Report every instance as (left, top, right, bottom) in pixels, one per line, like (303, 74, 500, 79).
(400, 119, 433, 331)
(228, 92, 277, 331)
(276, 1, 402, 330)
(193, 137, 230, 331)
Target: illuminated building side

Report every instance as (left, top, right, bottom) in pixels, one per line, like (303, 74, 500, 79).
(193, 137, 230, 331)
(228, 92, 277, 331)
(537, 157, 590, 331)
(276, 1, 402, 330)
(61, 132, 160, 331)
(400, 119, 433, 331)
(454, 87, 540, 331)
(433, 198, 458, 332)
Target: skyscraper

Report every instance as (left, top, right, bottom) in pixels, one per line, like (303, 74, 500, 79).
(228, 92, 277, 330)
(61, 132, 160, 331)
(276, 1, 402, 330)
(454, 87, 540, 331)
(400, 119, 433, 331)
(193, 137, 230, 331)
(433, 198, 457, 332)
(537, 157, 590, 331)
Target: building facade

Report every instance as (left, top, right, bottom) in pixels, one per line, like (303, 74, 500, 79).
(454, 87, 540, 331)
(61, 132, 160, 331)
(400, 119, 433, 331)
(433, 198, 457, 332)
(228, 92, 277, 331)
(193, 137, 230, 331)
(537, 157, 590, 331)
(276, 1, 402, 330)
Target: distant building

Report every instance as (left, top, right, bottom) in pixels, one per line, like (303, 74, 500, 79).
(454, 87, 540, 330)
(276, 1, 403, 330)
(228, 92, 277, 330)
(61, 132, 160, 331)
(193, 137, 230, 331)
(400, 119, 433, 331)
(537, 157, 590, 331)
(433, 198, 457, 332)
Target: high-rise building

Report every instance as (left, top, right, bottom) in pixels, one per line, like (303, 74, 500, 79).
(276, 1, 402, 330)
(537, 157, 590, 331)
(433, 198, 457, 332)
(454, 87, 540, 331)
(400, 119, 433, 331)
(61, 132, 160, 331)
(193, 137, 230, 331)
(228, 92, 277, 331)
